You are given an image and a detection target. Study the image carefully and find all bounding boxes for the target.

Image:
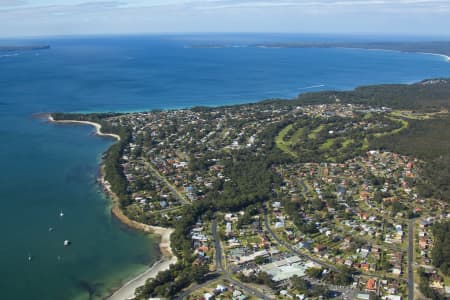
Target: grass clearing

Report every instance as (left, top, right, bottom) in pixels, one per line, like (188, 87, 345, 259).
(374, 117, 409, 138)
(363, 112, 373, 120)
(390, 109, 449, 120)
(275, 124, 306, 158)
(342, 138, 354, 148)
(320, 138, 336, 151)
(307, 124, 325, 139)
(290, 127, 305, 143)
(275, 124, 298, 158)
(362, 138, 369, 150)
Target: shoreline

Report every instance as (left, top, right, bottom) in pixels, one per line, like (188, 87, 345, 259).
(47, 115, 122, 141)
(189, 43, 450, 62)
(418, 51, 450, 62)
(47, 113, 177, 300)
(336, 46, 450, 62)
(100, 168, 177, 300)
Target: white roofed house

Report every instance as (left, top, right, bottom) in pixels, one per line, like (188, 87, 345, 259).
(226, 222, 232, 236)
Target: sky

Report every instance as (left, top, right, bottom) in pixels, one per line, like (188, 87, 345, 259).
(0, 0, 450, 38)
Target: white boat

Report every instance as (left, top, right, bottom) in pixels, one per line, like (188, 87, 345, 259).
(28, 254, 32, 262)
(64, 240, 70, 246)
(59, 210, 64, 217)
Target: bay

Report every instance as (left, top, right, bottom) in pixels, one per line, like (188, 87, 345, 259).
(0, 34, 449, 299)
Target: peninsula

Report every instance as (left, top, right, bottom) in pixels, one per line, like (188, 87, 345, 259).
(0, 45, 50, 51)
(188, 41, 450, 61)
(52, 79, 450, 300)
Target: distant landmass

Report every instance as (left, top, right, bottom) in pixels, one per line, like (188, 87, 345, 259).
(0, 45, 50, 51)
(189, 41, 450, 58)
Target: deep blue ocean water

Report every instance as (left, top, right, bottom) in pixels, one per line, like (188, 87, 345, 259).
(1, 34, 450, 299)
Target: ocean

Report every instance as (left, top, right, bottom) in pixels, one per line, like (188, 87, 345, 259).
(0, 34, 449, 300)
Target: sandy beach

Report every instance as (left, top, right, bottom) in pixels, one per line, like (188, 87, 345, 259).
(48, 114, 177, 300)
(105, 210, 177, 299)
(102, 172, 177, 300)
(107, 256, 177, 300)
(47, 115, 122, 141)
(336, 46, 450, 63)
(421, 52, 450, 62)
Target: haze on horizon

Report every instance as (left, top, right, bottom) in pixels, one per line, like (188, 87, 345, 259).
(0, 0, 449, 38)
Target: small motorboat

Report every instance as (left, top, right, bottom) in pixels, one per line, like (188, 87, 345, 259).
(64, 240, 70, 246)
(59, 210, 64, 217)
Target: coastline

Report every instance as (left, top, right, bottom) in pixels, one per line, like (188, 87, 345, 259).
(189, 43, 450, 62)
(336, 46, 450, 62)
(418, 52, 450, 62)
(47, 113, 177, 300)
(100, 167, 177, 300)
(47, 115, 122, 141)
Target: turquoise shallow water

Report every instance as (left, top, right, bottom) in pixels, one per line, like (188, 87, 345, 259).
(1, 34, 450, 299)
(0, 114, 158, 300)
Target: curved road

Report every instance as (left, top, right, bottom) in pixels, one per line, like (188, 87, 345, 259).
(177, 220, 272, 300)
(137, 162, 269, 299)
(263, 208, 338, 272)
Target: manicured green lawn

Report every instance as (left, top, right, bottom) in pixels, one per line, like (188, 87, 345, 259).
(374, 116, 409, 138)
(275, 124, 298, 157)
(307, 124, 325, 139)
(319, 138, 336, 151)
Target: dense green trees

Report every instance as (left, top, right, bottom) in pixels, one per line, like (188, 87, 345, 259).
(282, 199, 319, 234)
(290, 275, 311, 291)
(103, 127, 132, 207)
(371, 118, 450, 201)
(237, 271, 277, 289)
(416, 221, 450, 300)
(418, 268, 445, 300)
(306, 267, 323, 279)
(431, 221, 450, 276)
(134, 262, 209, 299)
(305, 267, 354, 286)
(292, 79, 450, 111)
(417, 155, 450, 201)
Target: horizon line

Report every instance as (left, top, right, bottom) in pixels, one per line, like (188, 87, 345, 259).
(2, 31, 450, 40)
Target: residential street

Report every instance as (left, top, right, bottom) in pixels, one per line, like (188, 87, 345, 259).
(177, 220, 273, 300)
(408, 219, 415, 300)
(212, 220, 273, 300)
(263, 208, 338, 271)
(144, 160, 190, 204)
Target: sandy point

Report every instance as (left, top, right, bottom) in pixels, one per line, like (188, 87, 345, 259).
(47, 114, 121, 141)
